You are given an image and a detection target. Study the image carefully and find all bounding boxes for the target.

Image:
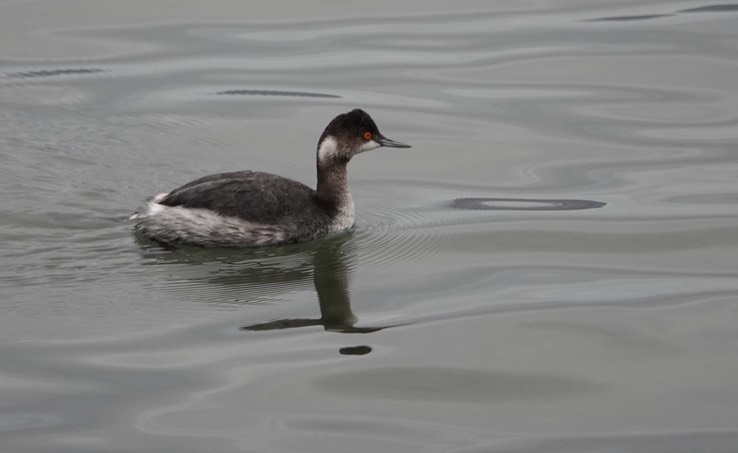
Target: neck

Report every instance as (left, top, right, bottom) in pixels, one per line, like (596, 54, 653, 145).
(315, 158, 351, 211)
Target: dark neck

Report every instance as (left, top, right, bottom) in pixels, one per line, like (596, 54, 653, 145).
(315, 158, 351, 209)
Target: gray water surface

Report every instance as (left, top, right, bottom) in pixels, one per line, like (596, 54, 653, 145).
(2, 1, 738, 452)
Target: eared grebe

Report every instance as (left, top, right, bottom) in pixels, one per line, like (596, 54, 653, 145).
(132, 109, 410, 247)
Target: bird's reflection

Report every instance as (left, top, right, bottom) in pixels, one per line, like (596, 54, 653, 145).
(136, 232, 392, 355)
(240, 234, 386, 334)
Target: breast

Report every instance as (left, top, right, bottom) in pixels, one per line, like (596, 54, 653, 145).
(329, 195, 356, 232)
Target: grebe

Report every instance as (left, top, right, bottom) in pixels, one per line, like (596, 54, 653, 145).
(132, 109, 410, 247)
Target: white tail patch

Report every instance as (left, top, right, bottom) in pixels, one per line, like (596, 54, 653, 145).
(129, 193, 168, 220)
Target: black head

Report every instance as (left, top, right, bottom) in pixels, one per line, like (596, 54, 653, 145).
(317, 109, 410, 163)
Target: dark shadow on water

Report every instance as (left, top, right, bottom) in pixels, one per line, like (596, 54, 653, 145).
(680, 4, 738, 13)
(450, 197, 606, 211)
(584, 3, 738, 22)
(338, 345, 372, 356)
(5, 68, 105, 79)
(217, 89, 341, 98)
(584, 14, 674, 22)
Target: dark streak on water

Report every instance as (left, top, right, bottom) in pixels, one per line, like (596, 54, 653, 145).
(338, 345, 372, 356)
(5, 68, 105, 78)
(217, 89, 342, 98)
(450, 198, 607, 211)
(584, 14, 674, 22)
(680, 4, 738, 13)
(585, 3, 738, 22)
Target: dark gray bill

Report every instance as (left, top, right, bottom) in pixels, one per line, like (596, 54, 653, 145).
(376, 135, 411, 148)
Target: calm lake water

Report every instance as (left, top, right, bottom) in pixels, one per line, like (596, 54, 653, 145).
(2, 1, 738, 452)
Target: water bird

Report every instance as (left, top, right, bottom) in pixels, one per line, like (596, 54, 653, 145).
(132, 109, 410, 247)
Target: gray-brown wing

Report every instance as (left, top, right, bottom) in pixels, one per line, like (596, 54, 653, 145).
(158, 171, 327, 225)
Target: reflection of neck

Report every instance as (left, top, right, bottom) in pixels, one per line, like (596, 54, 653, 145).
(313, 241, 357, 329)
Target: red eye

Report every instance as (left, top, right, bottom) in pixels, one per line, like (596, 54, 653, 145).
(363, 131, 372, 141)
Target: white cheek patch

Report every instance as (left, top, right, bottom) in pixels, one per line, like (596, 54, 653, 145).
(317, 136, 339, 161)
(317, 135, 381, 161)
(357, 139, 381, 154)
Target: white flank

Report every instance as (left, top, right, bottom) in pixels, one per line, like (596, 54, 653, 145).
(133, 197, 286, 246)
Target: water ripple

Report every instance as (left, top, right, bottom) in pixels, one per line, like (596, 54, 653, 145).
(2, 2, 738, 451)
